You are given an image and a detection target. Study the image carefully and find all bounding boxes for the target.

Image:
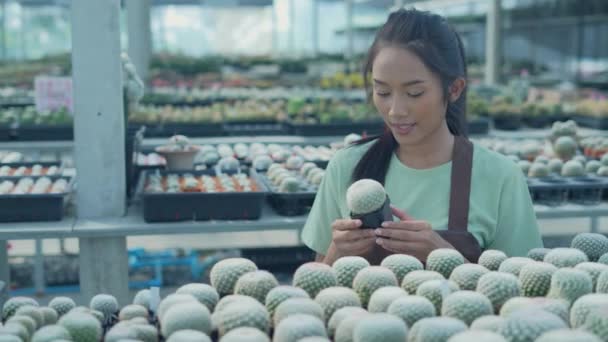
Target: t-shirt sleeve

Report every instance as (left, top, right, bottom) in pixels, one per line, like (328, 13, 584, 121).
(300, 154, 346, 255)
(486, 164, 543, 256)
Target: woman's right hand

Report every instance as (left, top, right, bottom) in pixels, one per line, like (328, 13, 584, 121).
(331, 218, 377, 258)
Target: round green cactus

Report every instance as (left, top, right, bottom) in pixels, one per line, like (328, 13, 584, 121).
(441, 290, 494, 326)
(176, 283, 220, 312)
(265, 286, 310, 326)
(314, 287, 361, 322)
(234, 270, 279, 303)
(366, 286, 407, 313)
(210, 258, 258, 296)
(414, 278, 458, 314)
(408, 317, 467, 342)
(293, 262, 338, 299)
(498, 257, 534, 277)
(273, 314, 328, 342)
(547, 268, 593, 305)
(449, 264, 490, 291)
(333, 256, 370, 288)
(535, 329, 602, 342)
(470, 315, 505, 333)
(498, 309, 568, 342)
(571, 233, 608, 262)
(219, 327, 268, 342)
(387, 295, 436, 328)
(476, 271, 521, 313)
(273, 298, 325, 327)
(544, 248, 589, 268)
(478, 250, 508, 271)
(327, 307, 368, 338)
(527, 248, 552, 262)
(380, 254, 424, 284)
(426, 249, 465, 278)
(353, 313, 408, 342)
(562, 160, 585, 177)
(519, 261, 557, 297)
(553, 136, 578, 161)
(352, 266, 398, 308)
(346, 179, 387, 215)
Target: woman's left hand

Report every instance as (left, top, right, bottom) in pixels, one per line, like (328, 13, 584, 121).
(374, 205, 454, 261)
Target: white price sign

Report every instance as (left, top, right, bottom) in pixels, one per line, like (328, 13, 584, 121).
(34, 76, 74, 113)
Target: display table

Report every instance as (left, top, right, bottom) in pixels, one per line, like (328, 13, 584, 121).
(1, 202, 608, 297)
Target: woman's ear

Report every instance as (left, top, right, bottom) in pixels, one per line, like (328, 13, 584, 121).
(449, 77, 466, 102)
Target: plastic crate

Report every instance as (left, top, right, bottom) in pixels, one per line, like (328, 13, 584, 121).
(0, 176, 72, 222)
(568, 176, 608, 205)
(259, 173, 317, 216)
(527, 177, 569, 206)
(16, 125, 73, 141)
(139, 169, 269, 222)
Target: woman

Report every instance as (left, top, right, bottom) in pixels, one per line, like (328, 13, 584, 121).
(300, 8, 543, 265)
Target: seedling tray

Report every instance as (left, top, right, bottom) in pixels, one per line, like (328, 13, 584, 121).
(259, 173, 317, 216)
(0, 162, 62, 177)
(223, 120, 289, 136)
(0, 176, 72, 222)
(139, 169, 268, 222)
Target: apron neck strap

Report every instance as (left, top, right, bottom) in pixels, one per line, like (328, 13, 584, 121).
(448, 135, 474, 231)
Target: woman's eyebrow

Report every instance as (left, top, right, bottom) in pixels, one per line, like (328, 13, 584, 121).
(373, 78, 425, 86)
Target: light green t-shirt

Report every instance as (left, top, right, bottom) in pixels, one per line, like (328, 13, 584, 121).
(300, 139, 543, 257)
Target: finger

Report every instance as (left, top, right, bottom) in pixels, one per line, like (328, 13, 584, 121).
(381, 220, 430, 231)
(376, 237, 420, 254)
(349, 237, 377, 253)
(374, 227, 423, 242)
(390, 205, 414, 221)
(334, 228, 375, 243)
(332, 219, 363, 231)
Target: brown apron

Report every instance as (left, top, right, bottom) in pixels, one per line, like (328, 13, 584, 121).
(435, 135, 483, 263)
(372, 135, 482, 264)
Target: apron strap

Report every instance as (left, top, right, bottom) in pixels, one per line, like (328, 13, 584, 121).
(448, 135, 473, 231)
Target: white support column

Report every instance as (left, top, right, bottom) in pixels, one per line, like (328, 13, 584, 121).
(271, 1, 277, 57)
(71, 0, 129, 305)
(484, 0, 501, 85)
(345, 0, 354, 61)
(127, 0, 152, 82)
(0, 240, 8, 287)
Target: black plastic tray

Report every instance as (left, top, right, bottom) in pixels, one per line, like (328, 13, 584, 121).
(139, 169, 269, 222)
(467, 117, 490, 135)
(223, 121, 289, 136)
(259, 173, 317, 216)
(527, 175, 608, 206)
(15, 125, 73, 141)
(287, 120, 384, 136)
(0, 176, 72, 222)
(572, 115, 608, 130)
(492, 116, 522, 131)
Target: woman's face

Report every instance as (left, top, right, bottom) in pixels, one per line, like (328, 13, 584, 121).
(372, 45, 450, 147)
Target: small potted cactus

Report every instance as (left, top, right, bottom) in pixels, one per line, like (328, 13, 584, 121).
(155, 135, 201, 170)
(346, 179, 393, 229)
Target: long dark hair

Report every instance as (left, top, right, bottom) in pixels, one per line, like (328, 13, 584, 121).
(352, 8, 468, 184)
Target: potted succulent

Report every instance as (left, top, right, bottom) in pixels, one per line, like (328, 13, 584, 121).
(155, 135, 201, 170)
(488, 97, 522, 131)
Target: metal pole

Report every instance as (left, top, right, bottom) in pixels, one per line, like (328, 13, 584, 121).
(484, 0, 501, 85)
(71, 0, 129, 305)
(1, 0, 6, 60)
(0, 240, 8, 289)
(34, 239, 45, 295)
